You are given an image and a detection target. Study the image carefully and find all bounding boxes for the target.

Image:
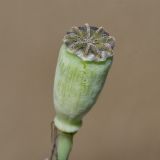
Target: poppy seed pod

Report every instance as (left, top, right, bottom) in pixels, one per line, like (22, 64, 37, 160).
(53, 24, 115, 133)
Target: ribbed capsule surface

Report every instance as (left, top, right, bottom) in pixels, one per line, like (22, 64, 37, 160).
(54, 44, 113, 133)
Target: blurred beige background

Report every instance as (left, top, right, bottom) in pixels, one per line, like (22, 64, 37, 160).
(0, 0, 160, 160)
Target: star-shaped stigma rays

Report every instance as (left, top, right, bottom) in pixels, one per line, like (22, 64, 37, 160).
(63, 23, 115, 62)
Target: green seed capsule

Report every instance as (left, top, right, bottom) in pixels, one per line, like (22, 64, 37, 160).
(54, 24, 115, 133)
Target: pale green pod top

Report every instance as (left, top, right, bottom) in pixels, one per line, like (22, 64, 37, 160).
(54, 24, 115, 133)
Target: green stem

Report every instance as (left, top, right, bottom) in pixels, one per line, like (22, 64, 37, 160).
(57, 131, 74, 160)
(50, 127, 74, 160)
